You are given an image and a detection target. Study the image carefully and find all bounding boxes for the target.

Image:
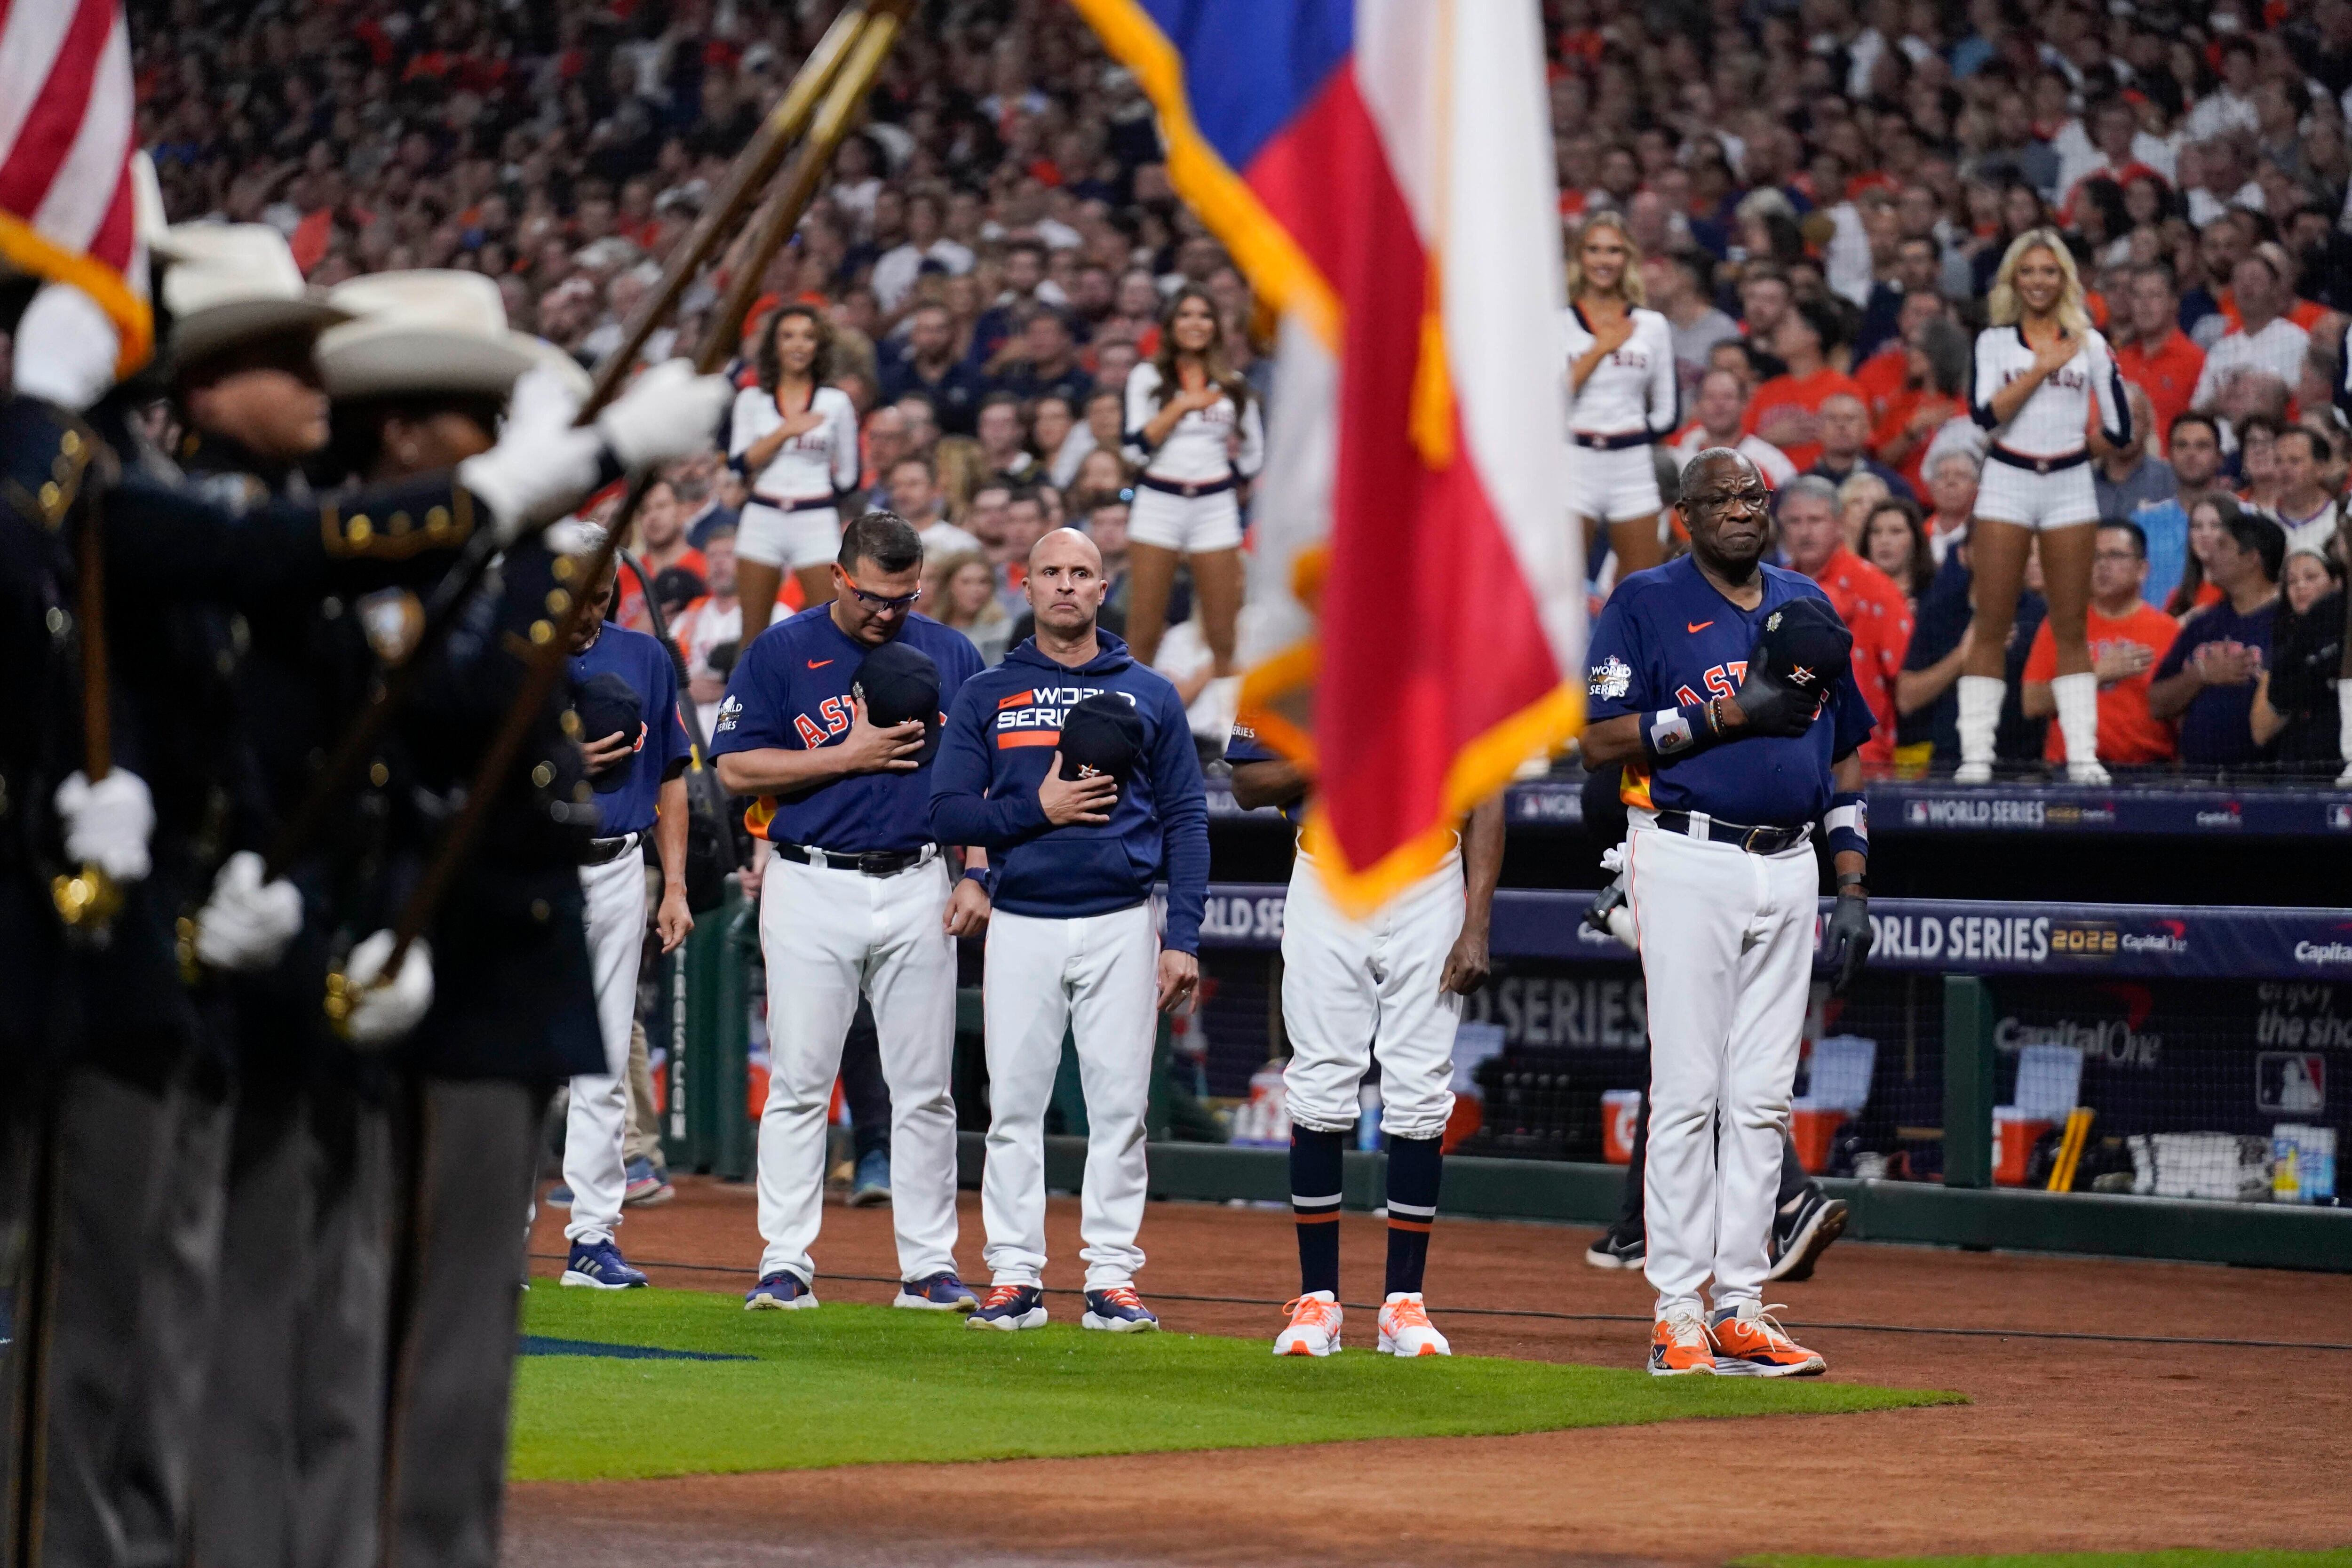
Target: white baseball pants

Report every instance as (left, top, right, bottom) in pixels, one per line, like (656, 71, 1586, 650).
(564, 849, 647, 1246)
(754, 852, 960, 1285)
(1281, 848, 1463, 1141)
(979, 902, 1158, 1290)
(1625, 823, 1816, 1316)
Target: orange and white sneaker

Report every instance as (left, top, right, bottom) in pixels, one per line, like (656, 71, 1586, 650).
(1648, 1305, 1716, 1376)
(1708, 1301, 1826, 1377)
(1273, 1290, 1343, 1356)
(1376, 1292, 1450, 1357)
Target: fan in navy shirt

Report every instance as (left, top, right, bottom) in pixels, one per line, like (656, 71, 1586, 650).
(2147, 498, 2284, 769)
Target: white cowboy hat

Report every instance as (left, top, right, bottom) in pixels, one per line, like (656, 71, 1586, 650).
(160, 222, 347, 367)
(317, 268, 584, 401)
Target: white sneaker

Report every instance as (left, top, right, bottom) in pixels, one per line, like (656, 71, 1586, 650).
(1953, 761, 1993, 785)
(2066, 760, 2112, 785)
(1273, 1290, 1343, 1356)
(1376, 1292, 1451, 1357)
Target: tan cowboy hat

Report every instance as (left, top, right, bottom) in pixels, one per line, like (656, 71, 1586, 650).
(318, 268, 580, 401)
(159, 222, 347, 366)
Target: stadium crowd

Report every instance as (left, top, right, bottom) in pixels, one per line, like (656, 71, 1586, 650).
(135, 0, 2352, 775)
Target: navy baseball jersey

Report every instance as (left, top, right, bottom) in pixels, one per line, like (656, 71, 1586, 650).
(568, 621, 692, 836)
(1585, 555, 1874, 827)
(1220, 719, 1304, 826)
(710, 605, 984, 854)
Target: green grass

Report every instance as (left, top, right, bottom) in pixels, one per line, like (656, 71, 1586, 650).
(1737, 1555, 2352, 1568)
(510, 1285, 1961, 1481)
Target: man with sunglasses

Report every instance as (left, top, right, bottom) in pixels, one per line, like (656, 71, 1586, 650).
(712, 510, 989, 1312)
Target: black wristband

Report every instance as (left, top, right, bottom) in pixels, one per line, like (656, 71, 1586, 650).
(1836, 870, 1867, 891)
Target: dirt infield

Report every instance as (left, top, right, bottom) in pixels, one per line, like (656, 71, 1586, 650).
(505, 1178, 2350, 1567)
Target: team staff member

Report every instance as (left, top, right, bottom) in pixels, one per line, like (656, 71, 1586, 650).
(1957, 229, 2132, 785)
(1563, 212, 1679, 583)
(731, 304, 860, 641)
(931, 528, 1209, 1334)
(1775, 476, 1912, 767)
(1579, 448, 1875, 1378)
(1226, 726, 1503, 1360)
(714, 511, 987, 1313)
(558, 547, 696, 1289)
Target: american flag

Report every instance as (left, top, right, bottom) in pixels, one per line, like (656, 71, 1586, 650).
(0, 0, 151, 374)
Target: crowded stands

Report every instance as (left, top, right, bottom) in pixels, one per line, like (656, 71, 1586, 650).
(136, 0, 2352, 777)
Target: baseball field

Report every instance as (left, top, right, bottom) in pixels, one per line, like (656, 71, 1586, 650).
(507, 1182, 2350, 1567)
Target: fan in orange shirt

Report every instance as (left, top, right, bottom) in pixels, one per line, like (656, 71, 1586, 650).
(2021, 520, 2180, 765)
(1740, 297, 1866, 472)
(1776, 475, 1912, 765)
(2111, 264, 2205, 454)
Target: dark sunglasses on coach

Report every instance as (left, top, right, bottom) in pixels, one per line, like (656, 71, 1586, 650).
(843, 575, 922, 610)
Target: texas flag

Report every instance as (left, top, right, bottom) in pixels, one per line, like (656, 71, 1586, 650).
(1071, 0, 1581, 913)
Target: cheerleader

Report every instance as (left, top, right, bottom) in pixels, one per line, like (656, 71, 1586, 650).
(1955, 228, 2133, 785)
(1561, 212, 1677, 584)
(731, 303, 860, 639)
(1121, 286, 1264, 677)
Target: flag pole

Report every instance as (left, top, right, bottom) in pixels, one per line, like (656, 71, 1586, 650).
(337, 0, 908, 1016)
(262, 2, 881, 883)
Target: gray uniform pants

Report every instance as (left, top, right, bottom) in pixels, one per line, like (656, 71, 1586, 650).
(191, 1076, 392, 1568)
(33, 1062, 231, 1568)
(380, 1077, 548, 1568)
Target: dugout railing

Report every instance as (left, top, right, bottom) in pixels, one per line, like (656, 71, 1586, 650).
(658, 877, 2352, 1273)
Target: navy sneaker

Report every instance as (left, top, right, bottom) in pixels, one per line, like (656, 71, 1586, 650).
(743, 1271, 818, 1310)
(845, 1149, 891, 1208)
(895, 1271, 978, 1312)
(544, 1181, 574, 1208)
(622, 1157, 674, 1207)
(966, 1282, 1047, 1331)
(1584, 1227, 1645, 1270)
(1766, 1189, 1849, 1283)
(1081, 1285, 1160, 1333)
(560, 1239, 648, 1290)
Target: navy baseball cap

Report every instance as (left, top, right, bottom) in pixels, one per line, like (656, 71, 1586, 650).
(853, 640, 942, 765)
(1751, 595, 1853, 695)
(1058, 692, 1144, 784)
(573, 672, 643, 794)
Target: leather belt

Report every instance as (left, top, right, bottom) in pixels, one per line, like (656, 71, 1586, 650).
(1986, 446, 2089, 475)
(1570, 430, 1654, 452)
(1137, 474, 1234, 499)
(750, 492, 839, 513)
(772, 840, 938, 876)
(1651, 809, 1811, 856)
(584, 831, 642, 866)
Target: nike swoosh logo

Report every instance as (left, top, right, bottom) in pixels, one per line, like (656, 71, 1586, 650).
(1687, 621, 1713, 633)
(806, 659, 834, 669)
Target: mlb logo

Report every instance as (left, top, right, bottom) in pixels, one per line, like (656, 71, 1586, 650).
(2328, 804, 2352, 831)
(1906, 800, 1930, 826)
(2257, 1052, 2326, 1114)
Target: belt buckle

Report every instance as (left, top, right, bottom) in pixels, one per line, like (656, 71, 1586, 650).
(1741, 825, 1771, 854)
(2034, 457, 2052, 475)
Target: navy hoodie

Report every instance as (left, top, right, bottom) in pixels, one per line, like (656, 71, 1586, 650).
(930, 632, 1210, 952)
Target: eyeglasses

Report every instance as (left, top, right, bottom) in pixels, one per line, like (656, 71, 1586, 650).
(843, 576, 922, 610)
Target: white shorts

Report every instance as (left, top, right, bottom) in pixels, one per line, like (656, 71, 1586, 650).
(1567, 441, 1662, 525)
(738, 498, 841, 569)
(1127, 483, 1243, 554)
(1973, 456, 2098, 531)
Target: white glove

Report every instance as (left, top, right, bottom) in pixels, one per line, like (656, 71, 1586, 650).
(342, 931, 434, 1048)
(542, 516, 602, 558)
(53, 770, 154, 883)
(14, 283, 119, 412)
(194, 850, 305, 973)
(596, 358, 731, 470)
(457, 364, 604, 545)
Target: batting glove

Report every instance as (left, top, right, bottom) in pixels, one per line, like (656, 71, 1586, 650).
(596, 358, 732, 470)
(341, 931, 434, 1049)
(457, 364, 604, 545)
(1822, 889, 1874, 996)
(194, 851, 305, 973)
(53, 770, 155, 883)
